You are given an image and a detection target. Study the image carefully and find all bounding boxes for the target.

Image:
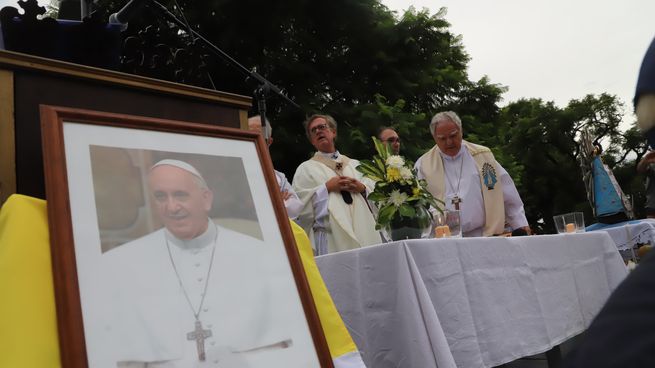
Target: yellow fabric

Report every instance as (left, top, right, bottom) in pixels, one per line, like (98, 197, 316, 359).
(0, 195, 61, 368)
(0, 194, 359, 366)
(419, 140, 506, 236)
(289, 220, 360, 359)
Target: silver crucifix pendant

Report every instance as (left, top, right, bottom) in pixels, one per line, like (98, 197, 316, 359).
(187, 319, 213, 361)
(452, 196, 462, 210)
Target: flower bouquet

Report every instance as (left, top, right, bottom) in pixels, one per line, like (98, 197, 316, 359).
(357, 137, 443, 241)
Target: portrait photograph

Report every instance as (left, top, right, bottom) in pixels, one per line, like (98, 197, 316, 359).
(89, 146, 264, 252)
(39, 106, 332, 368)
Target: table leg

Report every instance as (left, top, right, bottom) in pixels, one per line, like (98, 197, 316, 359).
(545, 345, 562, 368)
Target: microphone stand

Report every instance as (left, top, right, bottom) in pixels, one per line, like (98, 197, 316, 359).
(81, 0, 94, 19)
(255, 84, 269, 142)
(146, 0, 301, 143)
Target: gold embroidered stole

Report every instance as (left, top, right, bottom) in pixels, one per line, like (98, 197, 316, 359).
(309, 153, 380, 249)
(311, 153, 355, 203)
(311, 153, 351, 175)
(419, 141, 505, 236)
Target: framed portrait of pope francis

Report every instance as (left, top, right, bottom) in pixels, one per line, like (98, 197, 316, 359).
(39, 105, 334, 368)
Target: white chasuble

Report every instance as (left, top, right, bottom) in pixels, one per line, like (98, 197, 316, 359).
(293, 154, 380, 254)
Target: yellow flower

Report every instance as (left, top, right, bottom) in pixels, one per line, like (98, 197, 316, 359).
(387, 167, 401, 182)
(412, 187, 420, 197)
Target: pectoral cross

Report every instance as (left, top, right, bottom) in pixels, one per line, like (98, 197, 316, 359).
(451, 195, 462, 210)
(187, 319, 212, 361)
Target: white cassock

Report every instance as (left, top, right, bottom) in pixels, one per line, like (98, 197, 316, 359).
(292, 151, 381, 255)
(91, 223, 318, 368)
(274, 169, 302, 220)
(415, 145, 528, 237)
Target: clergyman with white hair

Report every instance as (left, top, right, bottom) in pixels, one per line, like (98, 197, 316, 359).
(415, 111, 531, 237)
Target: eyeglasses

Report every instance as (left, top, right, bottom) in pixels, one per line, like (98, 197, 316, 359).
(384, 137, 401, 143)
(310, 123, 330, 136)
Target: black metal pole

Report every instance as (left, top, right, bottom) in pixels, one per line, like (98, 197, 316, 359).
(146, 0, 301, 112)
(255, 85, 270, 143)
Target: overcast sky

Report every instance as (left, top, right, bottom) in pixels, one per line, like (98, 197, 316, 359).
(3, 0, 654, 129)
(382, 0, 655, 129)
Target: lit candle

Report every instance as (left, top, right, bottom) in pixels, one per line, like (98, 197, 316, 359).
(435, 225, 451, 238)
(566, 223, 575, 233)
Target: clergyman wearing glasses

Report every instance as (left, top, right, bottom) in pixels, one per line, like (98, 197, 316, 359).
(292, 114, 381, 255)
(377, 126, 401, 155)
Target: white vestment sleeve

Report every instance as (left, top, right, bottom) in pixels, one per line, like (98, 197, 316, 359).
(284, 196, 303, 221)
(276, 170, 303, 220)
(498, 164, 529, 230)
(313, 184, 330, 222)
(292, 162, 331, 254)
(312, 185, 330, 255)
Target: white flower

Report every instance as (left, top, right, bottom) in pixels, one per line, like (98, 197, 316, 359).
(386, 155, 405, 169)
(389, 190, 408, 207)
(399, 167, 413, 180)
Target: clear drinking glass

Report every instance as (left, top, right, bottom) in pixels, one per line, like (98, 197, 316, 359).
(434, 209, 461, 238)
(445, 210, 461, 237)
(553, 212, 585, 234)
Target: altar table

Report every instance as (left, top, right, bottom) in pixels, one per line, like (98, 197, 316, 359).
(315, 232, 628, 368)
(587, 219, 655, 251)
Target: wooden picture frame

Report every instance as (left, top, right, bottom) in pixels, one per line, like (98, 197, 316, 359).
(40, 105, 333, 368)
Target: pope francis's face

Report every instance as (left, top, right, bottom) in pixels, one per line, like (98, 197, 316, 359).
(148, 165, 213, 240)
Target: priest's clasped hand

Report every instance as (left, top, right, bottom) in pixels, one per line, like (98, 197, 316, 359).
(326, 176, 366, 193)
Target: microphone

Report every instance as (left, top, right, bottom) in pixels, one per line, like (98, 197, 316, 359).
(108, 0, 149, 29)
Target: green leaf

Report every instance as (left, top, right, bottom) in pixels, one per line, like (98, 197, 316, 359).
(376, 204, 397, 227)
(357, 167, 383, 181)
(372, 136, 388, 161)
(399, 204, 416, 217)
(373, 156, 386, 175)
(358, 161, 385, 177)
(367, 191, 387, 202)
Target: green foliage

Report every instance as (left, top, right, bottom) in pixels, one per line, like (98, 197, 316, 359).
(498, 94, 639, 233)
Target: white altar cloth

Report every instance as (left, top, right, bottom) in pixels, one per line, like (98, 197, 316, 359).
(316, 232, 628, 368)
(587, 219, 655, 250)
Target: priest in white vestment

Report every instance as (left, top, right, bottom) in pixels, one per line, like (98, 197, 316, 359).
(93, 160, 318, 368)
(292, 114, 381, 255)
(415, 111, 530, 237)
